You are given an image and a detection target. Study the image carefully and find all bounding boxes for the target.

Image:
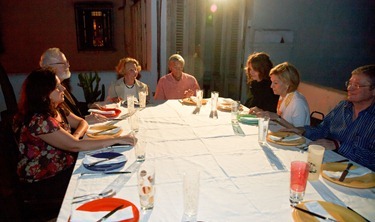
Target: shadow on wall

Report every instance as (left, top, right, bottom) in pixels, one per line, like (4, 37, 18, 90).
(299, 82, 346, 116)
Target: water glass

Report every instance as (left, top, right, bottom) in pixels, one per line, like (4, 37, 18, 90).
(258, 116, 270, 145)
(290, 161, 309, 206)
(138, 91, 147, 108)
(127, 94, 135, 112)
(182, 170, 200, 222)
(129, 112, 139, 132)
(307, 145, 325, 181)
(137, 162, 155, 210)
(231, 101, 240, 124)
(196, 89, 203, 108)
(210, 91, 219, 111)
(135, 139, 146, 162)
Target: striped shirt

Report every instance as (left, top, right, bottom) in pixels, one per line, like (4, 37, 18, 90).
(304, 100, 375, 171)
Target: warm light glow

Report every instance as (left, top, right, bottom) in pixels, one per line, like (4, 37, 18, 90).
(210, 4, 217, 13)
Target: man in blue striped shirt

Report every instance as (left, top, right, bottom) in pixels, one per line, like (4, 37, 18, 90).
(303, 65, 375, 171)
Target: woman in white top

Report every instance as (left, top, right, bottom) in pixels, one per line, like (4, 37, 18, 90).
(107, 57, 150, 104)
(250, 62, 310, 127)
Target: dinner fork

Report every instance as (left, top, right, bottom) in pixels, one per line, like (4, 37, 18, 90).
(72, 189, 116, 204)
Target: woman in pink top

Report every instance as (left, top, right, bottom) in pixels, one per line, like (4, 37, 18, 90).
(154, 54, 200, 100)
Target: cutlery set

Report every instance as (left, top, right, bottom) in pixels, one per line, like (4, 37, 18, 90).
(72, 189, 116, 204)
(87, 155, 121, 166)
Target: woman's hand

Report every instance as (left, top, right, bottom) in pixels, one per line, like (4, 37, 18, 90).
(249, 106, 263, 115)
(85, 113, 108, 124)
(109, 97, 123, 103)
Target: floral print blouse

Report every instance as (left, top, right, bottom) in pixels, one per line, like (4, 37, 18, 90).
(17, 111, 76, 182)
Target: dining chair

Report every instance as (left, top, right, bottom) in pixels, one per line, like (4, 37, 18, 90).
(310, 111, 325, 127)
(0, 63, 17, 119)
(0, 119, 63, 221)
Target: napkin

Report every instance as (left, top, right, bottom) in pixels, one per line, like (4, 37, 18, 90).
(87, 127, 121, 135)
(323, 165, 372, 179)
(238, 116, 258, 124)
(269, 134, 301, 142)
(70, 205, 133, 222)
(88, 109, 116, 115)
(83, 154, 126, 166)
(304, 201, 335, 222)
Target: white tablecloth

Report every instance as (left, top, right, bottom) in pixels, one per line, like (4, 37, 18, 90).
(57, 99, 375, 222)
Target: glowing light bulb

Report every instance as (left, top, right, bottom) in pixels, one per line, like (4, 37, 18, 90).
(210, 4, 217, 13)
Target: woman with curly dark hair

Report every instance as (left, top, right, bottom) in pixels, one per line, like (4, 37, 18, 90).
(13, 67, 135, 217)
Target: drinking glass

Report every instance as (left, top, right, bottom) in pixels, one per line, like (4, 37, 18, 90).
(210, 91, 219, 119)
(290, 161, 309, 206)
(258, 115, 270, 145)
(135, 139, 146, 162)
(127, 94, 135, 112)
(307, 145, 325, 181)
(128, 112, 139, 132)
(137, 162, 155, 210)
(138, 91, 147, 108)
(231, 101, 240, 124)
(182, 170, 200, 222)
(196, 89, 203, 108)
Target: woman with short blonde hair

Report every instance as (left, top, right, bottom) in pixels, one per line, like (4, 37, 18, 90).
(250, 62, 310, 127)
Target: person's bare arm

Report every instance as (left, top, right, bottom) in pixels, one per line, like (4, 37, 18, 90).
(67, 113, 88, 139)
(38, 128, 135, 152)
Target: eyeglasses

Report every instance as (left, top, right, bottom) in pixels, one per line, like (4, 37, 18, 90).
(345, 81, 372, 89)
(49, 61, 69, 66)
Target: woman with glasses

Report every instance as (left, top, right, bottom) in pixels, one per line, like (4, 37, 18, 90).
(250, 62, 310, 127)
(291, 65, 375, 171)
(40, 47, 108, 124)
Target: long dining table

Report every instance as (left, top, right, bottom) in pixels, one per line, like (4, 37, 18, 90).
(57, 99, 375, 222)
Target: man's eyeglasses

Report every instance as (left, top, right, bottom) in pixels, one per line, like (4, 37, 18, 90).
(345, 81, 372, 89)
(49, 61, 69, 66)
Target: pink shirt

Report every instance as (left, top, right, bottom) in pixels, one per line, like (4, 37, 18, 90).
(154, 72, 200, 100)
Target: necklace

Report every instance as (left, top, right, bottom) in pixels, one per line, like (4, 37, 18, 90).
(125, 84, 135, 89)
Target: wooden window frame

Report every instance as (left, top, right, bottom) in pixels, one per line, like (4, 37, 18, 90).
(74, 2, 115, 51)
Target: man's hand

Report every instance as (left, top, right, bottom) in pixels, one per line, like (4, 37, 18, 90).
(310, 139, 336, 150)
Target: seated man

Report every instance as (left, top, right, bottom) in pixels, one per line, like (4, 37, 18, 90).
(154, 54, 200, 100)
(293, 65, 375, 171)
(39, 48, 107, 123)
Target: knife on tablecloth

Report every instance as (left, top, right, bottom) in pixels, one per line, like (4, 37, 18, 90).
(339, 162, 353, 181)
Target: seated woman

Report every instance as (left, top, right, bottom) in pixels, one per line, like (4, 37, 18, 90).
(250, 62, 310, 127)
(107, 57, 149, 104)
(13, 68, 135, 216)
(245, 52, 279, 112)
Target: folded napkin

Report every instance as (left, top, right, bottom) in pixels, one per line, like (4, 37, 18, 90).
(323, 165, 372, 179)
(87, 127, 121, 135)
(83, 154, 126, 166)
(88, 109, 116, 115)
(304, 201, 335, 222)
(269, 134, 301, 142)
(70, 205, 133, 222)
(222, 98, 234, 105)
(238, 116, 258, 124)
